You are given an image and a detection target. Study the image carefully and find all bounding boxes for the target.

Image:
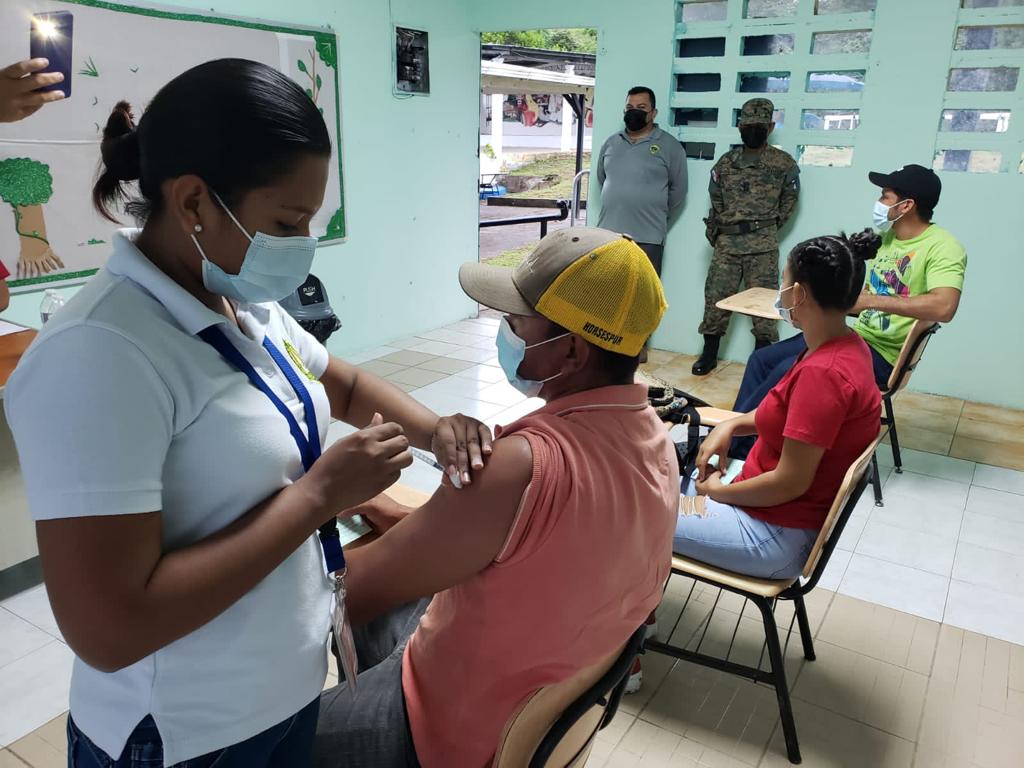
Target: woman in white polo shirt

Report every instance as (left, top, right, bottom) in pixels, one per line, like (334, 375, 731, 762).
(4, 59, 493, 767)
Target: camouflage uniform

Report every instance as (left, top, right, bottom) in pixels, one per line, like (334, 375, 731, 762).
(698, 99, 799, 343)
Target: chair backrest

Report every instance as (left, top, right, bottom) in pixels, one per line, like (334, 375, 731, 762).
(800, 429, 887, 581)
(884, 320, 940, 395)
(492, 625, 645, 768)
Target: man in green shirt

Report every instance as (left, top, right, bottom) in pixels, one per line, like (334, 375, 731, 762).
(731, 164, 966, 422)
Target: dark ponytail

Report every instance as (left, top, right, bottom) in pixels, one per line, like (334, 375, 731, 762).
(788, 228, 881, 311)
(93, 101, 140, 222)
(91, 58, 331, 223)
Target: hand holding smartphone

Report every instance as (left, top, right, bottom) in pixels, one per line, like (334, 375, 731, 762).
(30, 11, 73, 99)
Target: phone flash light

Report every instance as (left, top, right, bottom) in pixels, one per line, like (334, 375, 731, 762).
(34, 19, 58, 39)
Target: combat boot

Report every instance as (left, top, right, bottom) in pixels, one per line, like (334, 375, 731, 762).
(692, 335, 721, 376)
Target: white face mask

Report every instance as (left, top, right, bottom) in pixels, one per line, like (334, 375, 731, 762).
(191, 191, 317, 303)
(872, 199, 908, 233)
(773, 284, 802, 326)
(495, 317, 569, 398)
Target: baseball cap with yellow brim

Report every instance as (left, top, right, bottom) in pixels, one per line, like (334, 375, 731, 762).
(458, 228, 668, 358)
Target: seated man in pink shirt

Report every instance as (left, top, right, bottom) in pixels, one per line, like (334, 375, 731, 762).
(314, 228, 680, 768)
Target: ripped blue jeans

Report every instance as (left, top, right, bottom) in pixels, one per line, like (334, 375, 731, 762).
(672, 476, 818, 579)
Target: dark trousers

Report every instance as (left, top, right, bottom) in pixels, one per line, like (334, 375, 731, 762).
(730, 333, 893, 459)
(637, 242, 664, 276)
(314, 599, 430, 768)
(67, 699, 320, 767)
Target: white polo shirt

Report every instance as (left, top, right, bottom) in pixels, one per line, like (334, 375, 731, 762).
(4, 230, 334, 763)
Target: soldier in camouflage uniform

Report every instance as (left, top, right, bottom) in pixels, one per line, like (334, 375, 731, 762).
(692, 98, 800, 376)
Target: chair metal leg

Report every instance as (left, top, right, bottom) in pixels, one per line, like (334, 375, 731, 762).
(793, 595, 816, 662)
(755, 597, 802, 764)
(870, 452, 884, 506)
(884, 396, 902, 473)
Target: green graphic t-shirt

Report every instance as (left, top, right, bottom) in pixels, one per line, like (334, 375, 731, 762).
(854, 224, 967, 365)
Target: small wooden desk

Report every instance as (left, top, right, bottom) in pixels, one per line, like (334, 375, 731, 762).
(715, 288, 781, 321)
(0, 329, 37, 399)
(342, 484, 432, 550)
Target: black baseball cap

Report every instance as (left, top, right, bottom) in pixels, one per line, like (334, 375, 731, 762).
(868, 164, 941, 211)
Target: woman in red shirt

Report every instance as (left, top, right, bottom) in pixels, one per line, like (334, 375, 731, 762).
(674, 230, 882, 578)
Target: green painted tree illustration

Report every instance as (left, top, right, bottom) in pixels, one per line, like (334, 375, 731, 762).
(0, 157, 64, 278)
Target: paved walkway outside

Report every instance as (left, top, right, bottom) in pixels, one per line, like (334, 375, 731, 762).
(478, 200, 575, 261)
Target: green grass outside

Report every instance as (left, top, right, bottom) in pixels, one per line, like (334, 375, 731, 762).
(506, 152, 591, 200)
(487, 243, 534, 267)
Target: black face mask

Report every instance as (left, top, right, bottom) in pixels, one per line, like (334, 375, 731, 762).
(740, 125, 769, 149)
(624, 109, 649, 132)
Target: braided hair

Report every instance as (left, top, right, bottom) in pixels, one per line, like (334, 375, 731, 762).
(787, 229, 881, 311)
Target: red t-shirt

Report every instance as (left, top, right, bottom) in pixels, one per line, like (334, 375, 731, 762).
(0, 260, 9, 280)
(736, 333, 881, 529)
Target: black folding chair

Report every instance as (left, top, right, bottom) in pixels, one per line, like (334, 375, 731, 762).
(646, 430, 885, 764)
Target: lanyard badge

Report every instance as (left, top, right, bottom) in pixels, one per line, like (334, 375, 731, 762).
(199, 325, 359, 695)
(331, 570, 359, 693)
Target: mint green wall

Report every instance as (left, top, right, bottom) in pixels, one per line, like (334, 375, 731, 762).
(4, 0, 482, 356)
(6, 0, 1021, 409)
(474, 0, 1024, 409)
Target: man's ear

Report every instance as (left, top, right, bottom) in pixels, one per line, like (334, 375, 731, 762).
(564, 334, 591, 374)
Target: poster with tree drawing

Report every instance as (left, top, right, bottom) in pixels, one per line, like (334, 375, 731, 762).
(0, 1, 344, 294)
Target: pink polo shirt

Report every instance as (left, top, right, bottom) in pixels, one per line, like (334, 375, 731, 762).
(402, 384, 679, 768)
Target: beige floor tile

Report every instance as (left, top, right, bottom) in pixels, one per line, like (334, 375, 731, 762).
(0, 751, 27, 768)
(691, 382, 743, 410)
(894, 391, 965, 418)
(415, 357, 475, 375)
(961, 402, 1024, 429)
(791, 641, 928, 740)
(882, 424, 954, 456)
(816, 593, 939, 675)
(638, 662, 778, 766)
(955, 418, 1024, 448)
(596, 712, 636, 750)
(891, 404, 960, 436)
(619, 652, 675, 717)
(383, 367, 449, 388)
(585, 737, 614, 768)
(31, 715, 65, 753)
(357, 359, 406, 377)
(758, 698, 915, 768)
(616, 719, 686, 763)
(950, 436, 1024, 472)
(980, 637, 1013, 715)
(707, 362, 746, 390)
(913, 625, 1024, 766)
(647, 349, 681, 368)
(972, 706, 1024, 768)
(377, 349, 438, 367)
(7, 731, 64, 768)
(1009, 643, 1024, 692)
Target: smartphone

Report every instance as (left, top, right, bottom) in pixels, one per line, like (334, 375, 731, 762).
(30, 11, 73, 99)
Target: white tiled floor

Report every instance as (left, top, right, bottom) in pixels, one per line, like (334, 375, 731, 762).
(2, 313, 1024, 749)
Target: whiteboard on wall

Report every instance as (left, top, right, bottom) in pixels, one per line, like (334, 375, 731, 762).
(0, 0, 345, 294)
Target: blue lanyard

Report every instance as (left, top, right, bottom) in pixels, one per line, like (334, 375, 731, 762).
(198, 325, 345, 575)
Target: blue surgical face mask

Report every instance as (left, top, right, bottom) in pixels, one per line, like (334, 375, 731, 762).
(872, 199, 907, 233)
(190, 191, 317, 303)
(773, 284, 802, 327)
(496, 317, 569, 398)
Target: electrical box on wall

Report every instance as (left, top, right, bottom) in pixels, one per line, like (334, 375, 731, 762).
(395, 26, 430, 95)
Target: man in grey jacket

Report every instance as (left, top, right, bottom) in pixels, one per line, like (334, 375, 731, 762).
(595, 86, 688, 278)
